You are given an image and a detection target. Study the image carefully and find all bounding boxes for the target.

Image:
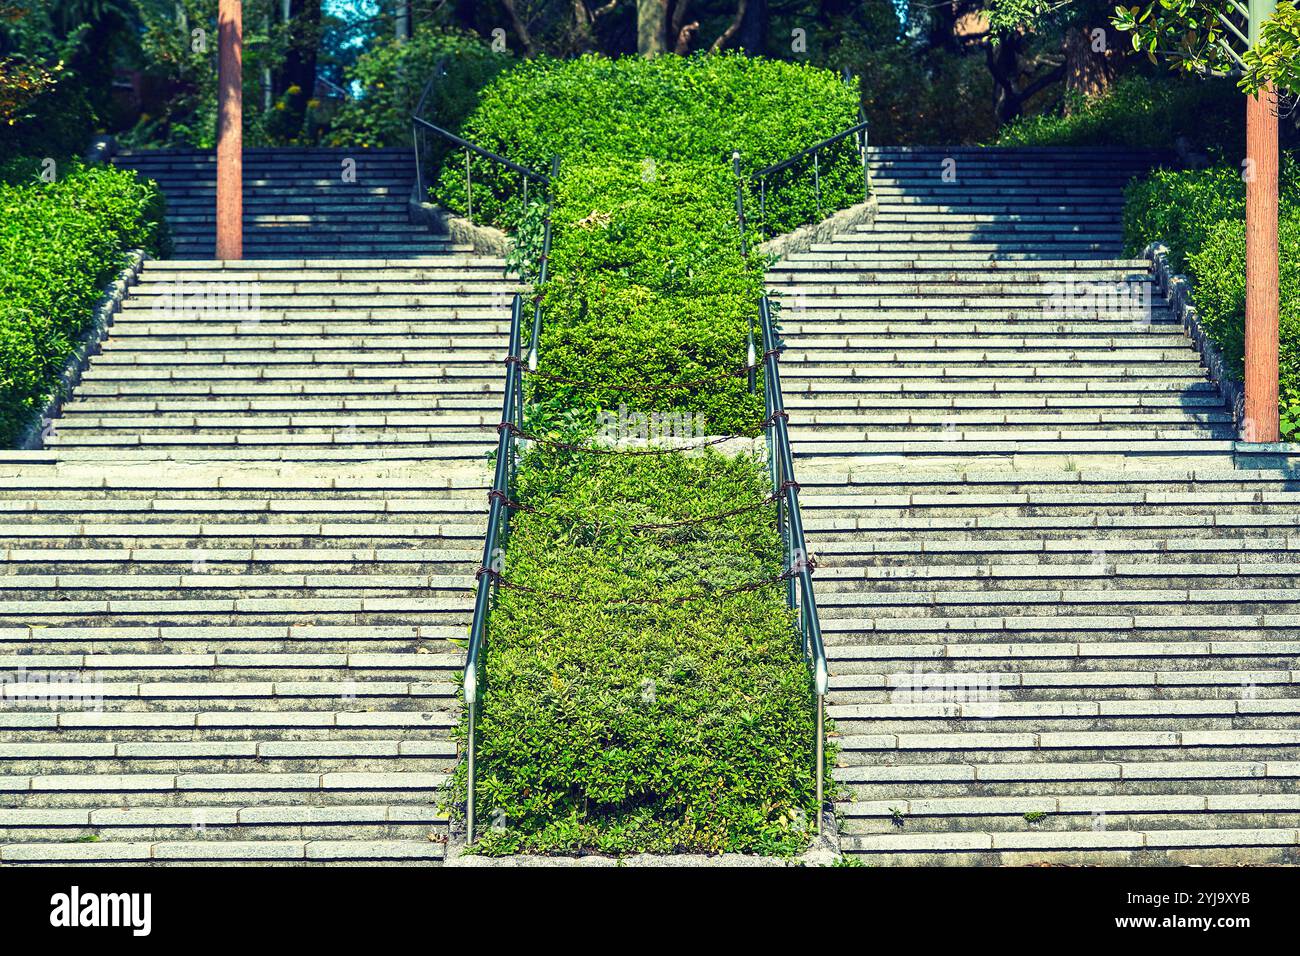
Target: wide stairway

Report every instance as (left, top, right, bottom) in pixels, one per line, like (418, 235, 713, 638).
(774, 146, 1300, 865)
(0, 147, 510, 865)
(113, 147, 459, 259)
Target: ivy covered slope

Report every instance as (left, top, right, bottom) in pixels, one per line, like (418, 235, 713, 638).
(1123, 158, 1300, 436)
(0, 160, 168, 445)
(450, 56, 862, 855)
(476, 453, 817, 855)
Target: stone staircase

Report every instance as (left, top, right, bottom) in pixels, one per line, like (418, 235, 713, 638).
(0, 147, 507, 865)
(773, 146, 1300, 865)
(113, 147, 458, 259)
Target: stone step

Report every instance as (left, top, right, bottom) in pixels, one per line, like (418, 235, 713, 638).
(0, 838, 448, 865)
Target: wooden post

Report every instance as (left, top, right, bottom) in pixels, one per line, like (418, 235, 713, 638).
(1244, 81, 1279, 442)
(216, 0, 243, 260)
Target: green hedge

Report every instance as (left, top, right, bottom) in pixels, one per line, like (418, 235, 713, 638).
(996, 74, 1242, 151)
(0, 160, 169, 445)
(454, 56, 849, 856)
(468, 450, 820, 856)
(436, 52, 863, 235)
(1122, 156, 1300, 436)
(536, 159, 765, 436)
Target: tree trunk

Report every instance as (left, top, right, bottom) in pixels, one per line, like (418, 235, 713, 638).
(638, 0, 668, 56)
(986, 33, 1022, 125)
(396, 0, 409, 41)
(736, 0, 767, 55)
(1244, 83, 1281, 441)
(1063, 25, 1118, 110)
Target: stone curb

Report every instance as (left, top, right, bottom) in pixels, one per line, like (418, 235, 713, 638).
(408, 184, 510, 257)
(1145, 241, 1246, 436)
(756, 196, 878, 262)
(18, 249, 146, 451)
(443, 810, 842, 867)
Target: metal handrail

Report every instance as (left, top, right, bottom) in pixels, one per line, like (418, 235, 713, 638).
(461, 166, 558, 846)
(463, 293, 525, 843)
(411, 61, 550, 214)
(732, 150, 831, 834)
(758, 294, 829, 833)
(745, 113, 870, 240)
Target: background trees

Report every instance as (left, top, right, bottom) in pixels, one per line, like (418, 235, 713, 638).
(3, 0, 1298, 155)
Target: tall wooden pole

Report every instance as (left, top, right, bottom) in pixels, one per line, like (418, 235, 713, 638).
(216, 0, 243, 260)
(1244, 0, 1279, 442)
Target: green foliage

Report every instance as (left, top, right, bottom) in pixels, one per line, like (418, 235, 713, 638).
(1244, 1, 1300, 95)
(437, 52, 862, 235)
(329, 30, 512, 149)
(467, 449, 822, 856)
(1123, 156, 1300, 437)
(1114, 0, 1300, 96)
(996, 74, 1242, 150)
(0, 160, 168, 444)
(536, 159, 765, 436)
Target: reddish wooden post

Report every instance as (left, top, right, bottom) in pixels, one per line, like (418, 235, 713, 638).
(1244, 81, 1279, 442)
(216, 0, 243, 260)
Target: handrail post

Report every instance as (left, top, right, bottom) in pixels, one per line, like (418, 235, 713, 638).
(527, 156, 560, 372)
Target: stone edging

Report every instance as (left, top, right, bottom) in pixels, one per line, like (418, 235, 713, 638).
(756, 196, 878, 261)
(18, 249, 146, 451)
(1145, 241, 1245, 433)
(408, 184, 510, 256)
(442, 809, 843, 868)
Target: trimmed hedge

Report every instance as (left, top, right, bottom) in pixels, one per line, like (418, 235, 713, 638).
(436, 52, 863, 235)
(469, 450, 819, 856)
(537, 159, 765, 437)
(451, 56, 853, 856)
(0, 160, 169, 445)
(1123, 157, 1300, 436)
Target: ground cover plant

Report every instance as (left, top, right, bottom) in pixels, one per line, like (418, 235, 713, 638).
(446, 54, 859, 855)
(0, 159, 168, 445)
(470, 450, 819, 856)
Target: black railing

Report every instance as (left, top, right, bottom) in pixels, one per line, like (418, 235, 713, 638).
(732, 147, 833, 833)
(463, 292, 526, 843)
(746, 115, 870, 241)
(411, 60, 551, 221)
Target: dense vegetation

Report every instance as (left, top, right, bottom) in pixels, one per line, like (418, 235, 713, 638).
(453, 55, 854, 855)
(0, 160, 169, 445)
(1123, 158, 1300, 437)
(442, 54, 861, 431)
(472, 451, 818, 856)
(996, 74, 1244, 151)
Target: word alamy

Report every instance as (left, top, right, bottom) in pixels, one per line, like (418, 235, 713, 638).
(50, 886, 152, 936)
(596, 404, 708, 444)
(151, 279, 262, 323)
(1042, 278, 1152, 321)
(890, 666, 1002, 706)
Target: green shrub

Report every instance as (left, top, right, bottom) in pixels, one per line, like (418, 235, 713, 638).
(329, 30, 512, 150)
(996, 74, 1242, 151)
(1123, 155, 1300, 437)
(1184, 214, 1300, 424)
(536, 159, 765, 436)
(437, 53, 863, 235)
(0, 160, 168, 444)
(468, 449, 822, 856)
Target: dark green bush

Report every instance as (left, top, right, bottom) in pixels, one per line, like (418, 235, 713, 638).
(329, 30, 512, 150)
(1123, 155, 1300, 436)
(996, 74, 1243, 151)
(469, 449, 821, 856)
(0, 160, 168, 444)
